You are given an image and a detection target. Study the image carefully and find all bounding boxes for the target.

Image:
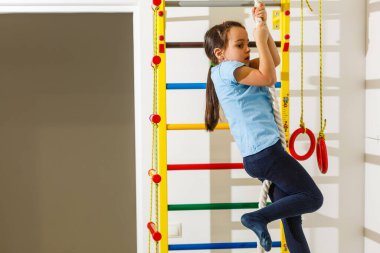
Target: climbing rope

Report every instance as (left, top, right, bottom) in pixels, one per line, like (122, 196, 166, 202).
(256, 87, 287, 253)
(269, 87, 287, 150)
(253, 1, 287, 252)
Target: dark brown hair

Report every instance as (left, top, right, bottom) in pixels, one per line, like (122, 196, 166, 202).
(204, 21, 245, 131)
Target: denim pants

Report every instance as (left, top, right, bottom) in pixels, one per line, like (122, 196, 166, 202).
(243, 140, 324, 253)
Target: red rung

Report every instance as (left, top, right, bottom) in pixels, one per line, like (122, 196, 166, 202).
(167, 163, 244, 171)
(147, 222, 162, 241)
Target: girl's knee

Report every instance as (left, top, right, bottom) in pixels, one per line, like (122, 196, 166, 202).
(312, 190, 324, 211)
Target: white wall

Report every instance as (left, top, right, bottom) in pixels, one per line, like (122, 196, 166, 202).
(139, 1, 366, 253)
(365, 1, 380, 253)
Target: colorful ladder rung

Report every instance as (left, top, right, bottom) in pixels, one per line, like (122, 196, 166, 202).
(166, 41, 281, 48)
(166, 1, 282, 7)
(167, 83, 206, 89)
(167, 82, 281, 89)
(169, 241, 282, 250)
(168, 163, 244, 170)
(167, 123, 229, 130)
(168, 202, 271, 211)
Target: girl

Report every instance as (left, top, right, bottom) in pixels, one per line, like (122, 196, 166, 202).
(204, 4, 323, 253)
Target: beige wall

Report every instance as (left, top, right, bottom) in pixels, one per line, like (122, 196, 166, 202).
(0, 13, 136, 253)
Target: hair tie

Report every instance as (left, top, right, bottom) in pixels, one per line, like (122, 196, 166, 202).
(210, 62, 217, 67)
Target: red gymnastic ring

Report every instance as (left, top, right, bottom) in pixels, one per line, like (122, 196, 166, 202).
(316, 137, 328, 174)
(289, 127, 316, 161)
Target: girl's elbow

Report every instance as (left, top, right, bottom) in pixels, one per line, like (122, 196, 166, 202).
(263, 78, 274, 86)
(265, 76, 277, 86)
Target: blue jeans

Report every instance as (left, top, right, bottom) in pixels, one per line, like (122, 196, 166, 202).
(243, 140, 324, 253)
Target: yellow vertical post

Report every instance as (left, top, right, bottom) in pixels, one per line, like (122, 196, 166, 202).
(280, 0, 291, 252)
(155, 1, 168, 253)
(280, 0, 290, 144)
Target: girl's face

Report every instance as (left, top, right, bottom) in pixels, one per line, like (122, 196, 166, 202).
(219, 27, 251, 64)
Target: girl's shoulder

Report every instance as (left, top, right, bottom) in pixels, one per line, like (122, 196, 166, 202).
(218, 60, 245, 69)
(213, 61, 246, 85)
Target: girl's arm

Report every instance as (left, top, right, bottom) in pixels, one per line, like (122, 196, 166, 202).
(235, 23, 276, 87)
(249, 35, 281, 68)
(267, 32, 281, 66)
(250, 4, 281, 67)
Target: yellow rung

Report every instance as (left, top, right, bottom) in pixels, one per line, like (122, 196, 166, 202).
(167, 123, 229, 130)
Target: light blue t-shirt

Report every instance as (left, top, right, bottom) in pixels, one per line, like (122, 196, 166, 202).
(211, 60, 280, 157)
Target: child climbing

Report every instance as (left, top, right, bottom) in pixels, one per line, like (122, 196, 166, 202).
(204, 4, 324, 253)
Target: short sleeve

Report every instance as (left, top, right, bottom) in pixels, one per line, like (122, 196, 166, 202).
(219, 61, 245, 84)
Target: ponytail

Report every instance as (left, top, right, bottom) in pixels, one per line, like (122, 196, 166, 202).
(204, 21, 244, 131)
(205, 66, 220, 131)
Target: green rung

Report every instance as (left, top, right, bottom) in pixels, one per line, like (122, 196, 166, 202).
(168, 202, 271, 211)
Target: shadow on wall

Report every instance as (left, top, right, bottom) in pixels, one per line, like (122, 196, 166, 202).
(366, 1, 380, 55)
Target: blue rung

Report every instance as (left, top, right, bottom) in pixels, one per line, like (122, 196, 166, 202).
(169, 241, 281, 250)
(167, 82, 281, 90)
(167, 83, 206, 89)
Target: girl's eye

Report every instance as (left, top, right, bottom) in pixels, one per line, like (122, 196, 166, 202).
(238, 44, 243, 48)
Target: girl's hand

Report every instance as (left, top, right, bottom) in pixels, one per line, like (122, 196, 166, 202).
(252, 3, 267, 22)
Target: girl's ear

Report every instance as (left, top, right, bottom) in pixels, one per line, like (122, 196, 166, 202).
(213, 48, 224, 62)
